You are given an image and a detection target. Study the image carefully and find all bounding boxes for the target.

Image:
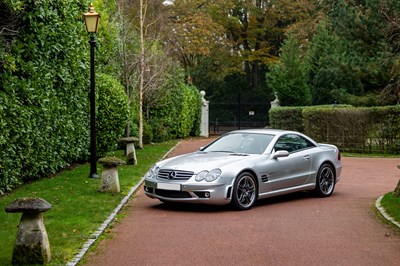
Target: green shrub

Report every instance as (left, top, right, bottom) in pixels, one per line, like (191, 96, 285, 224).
(269, 107, 304, 132)
(0, 0, 89, 194)
(177, 85, 202, 138)
(303, 106, 370, 151)
(269, 105, 400, 154)
(142, 122, 153, 145)
(96, 73, 130, 156)
(148, 70, 201, 142)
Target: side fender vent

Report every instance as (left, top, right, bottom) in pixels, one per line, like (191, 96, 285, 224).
(261, 175, 269, 182)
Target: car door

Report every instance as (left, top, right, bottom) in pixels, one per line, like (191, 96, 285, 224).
(266, 134, 314, 191)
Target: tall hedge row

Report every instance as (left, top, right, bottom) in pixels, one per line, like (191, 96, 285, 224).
(269, 107, 304, 132)
(149, 80, 201, 143)
(0, 1, 203, 194)
(96, 73, 130, 156)
(148, 70, 201, 142)
(0, 0, 89, 194)
(269, 105, 400, 154)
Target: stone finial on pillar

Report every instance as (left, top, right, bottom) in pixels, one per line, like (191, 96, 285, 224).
(98, 157, 126, 193)
(270, 92, 280, 108)
(5, 197, 52, 265)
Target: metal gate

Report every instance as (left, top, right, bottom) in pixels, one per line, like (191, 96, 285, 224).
(209, 102, 270, 135)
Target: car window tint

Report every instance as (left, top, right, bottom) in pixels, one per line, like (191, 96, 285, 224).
(274, 134, 315, 153)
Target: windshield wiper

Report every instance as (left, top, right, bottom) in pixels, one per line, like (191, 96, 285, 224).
(208, 150, 235, 153)
(229, 153, 249, 156)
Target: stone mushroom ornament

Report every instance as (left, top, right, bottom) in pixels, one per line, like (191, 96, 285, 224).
(120, 137, 138, 165)
(98, 157, 126, 193)
(5, 197, 52, 265)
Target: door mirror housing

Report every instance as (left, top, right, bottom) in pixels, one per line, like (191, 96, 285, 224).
(273, 150, 289, 159)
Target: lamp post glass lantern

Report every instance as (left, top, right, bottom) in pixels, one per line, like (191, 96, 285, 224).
(83, 4, 100, 178)
(83, 3, 100, 33)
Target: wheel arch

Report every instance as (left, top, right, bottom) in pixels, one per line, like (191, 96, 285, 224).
(236, 169, 259, 197)
(320, 160, 337, 180)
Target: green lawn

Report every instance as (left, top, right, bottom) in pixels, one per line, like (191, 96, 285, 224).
(380, 192, 400, 226)
(0, 140, 178, 266)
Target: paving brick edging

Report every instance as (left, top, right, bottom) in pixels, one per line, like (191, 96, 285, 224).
(66, 143, 180, 266)
(375, 196, 400, 229)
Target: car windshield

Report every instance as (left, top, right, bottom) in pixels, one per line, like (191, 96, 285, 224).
(203, 133, 274, 154)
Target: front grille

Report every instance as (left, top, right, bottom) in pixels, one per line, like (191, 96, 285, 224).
(155, 189, 192, 198)
(157, 169, 194, 180)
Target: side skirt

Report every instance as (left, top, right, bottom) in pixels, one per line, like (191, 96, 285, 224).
(258, 183, 315, 200)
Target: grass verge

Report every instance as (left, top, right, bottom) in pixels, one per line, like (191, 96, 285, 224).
(380, 192, 400, 226)
(0, 140, 178, 266)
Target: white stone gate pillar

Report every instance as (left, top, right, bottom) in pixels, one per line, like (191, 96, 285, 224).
(200, 90, 209, 138)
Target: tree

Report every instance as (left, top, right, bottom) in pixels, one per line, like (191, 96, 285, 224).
(306, 21, 362, 105)
(379, 0, 400, 105)
(267, 34, 311, 106)
(323, 0, 393, 104)
(163, 0, 233, 80)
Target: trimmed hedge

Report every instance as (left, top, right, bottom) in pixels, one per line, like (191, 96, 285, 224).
(0, 0, 89, 194)
(269, 107, 304, 132)
(96, 73, 130, 156)
(149, 75, 201, 142)
(269, 105, 400, 154)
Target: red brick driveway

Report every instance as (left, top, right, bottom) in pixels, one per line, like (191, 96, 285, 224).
(85, 138, 400, 266)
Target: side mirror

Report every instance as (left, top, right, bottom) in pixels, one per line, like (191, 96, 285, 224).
(273, 150, 289, 159)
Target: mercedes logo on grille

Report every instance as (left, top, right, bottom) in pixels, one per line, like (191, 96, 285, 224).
(168, 171, 177, 180)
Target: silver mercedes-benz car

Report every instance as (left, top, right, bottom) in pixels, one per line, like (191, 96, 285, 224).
(144, 129, 342, 210)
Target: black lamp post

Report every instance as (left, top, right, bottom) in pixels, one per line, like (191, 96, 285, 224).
(83, 3, 100, 178)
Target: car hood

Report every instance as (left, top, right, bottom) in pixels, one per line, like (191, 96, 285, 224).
(158, 152, 252, 173)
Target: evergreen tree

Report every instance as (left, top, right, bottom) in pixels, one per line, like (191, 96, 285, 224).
(306, 21, 363, 105)
(267, 34, 311, 106)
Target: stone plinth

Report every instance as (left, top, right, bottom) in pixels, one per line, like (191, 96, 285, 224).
(200, 90, 209, 138)
(120, 137, 138, 165)
(98, 157, 126, 193)
(5, 198, 52, 265)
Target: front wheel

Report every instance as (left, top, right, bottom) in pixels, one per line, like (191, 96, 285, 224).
(231, 172, 257, 210)
(314, 164, 336, 197)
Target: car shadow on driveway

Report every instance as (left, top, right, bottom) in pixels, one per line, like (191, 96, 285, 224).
(254, 191, 315, 207)
(149, 191, 328, 213)
(151, 201, 231, 213)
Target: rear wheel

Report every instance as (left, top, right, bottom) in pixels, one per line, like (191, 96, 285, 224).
(315, 164, 335, 197)
(231, 172, 257, 210)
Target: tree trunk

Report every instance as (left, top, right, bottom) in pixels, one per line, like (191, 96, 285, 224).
(138, 0, 145, 149)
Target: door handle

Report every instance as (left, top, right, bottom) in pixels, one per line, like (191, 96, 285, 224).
(303, 155, 310, 160)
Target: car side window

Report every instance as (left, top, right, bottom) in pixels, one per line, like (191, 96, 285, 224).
(274, 134, 315, 153)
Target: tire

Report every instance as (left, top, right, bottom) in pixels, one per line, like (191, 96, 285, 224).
(314, 164, 335, 197)
(231, 172, 257, 210)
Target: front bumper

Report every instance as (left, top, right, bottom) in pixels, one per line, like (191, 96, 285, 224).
(144, 179, 232, 205)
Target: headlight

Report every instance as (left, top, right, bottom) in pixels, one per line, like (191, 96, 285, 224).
(205, 169, 222, 182)
(195, 169, 222, 182)
(145, 165, 159, 179)
(195, 170, 208, 181)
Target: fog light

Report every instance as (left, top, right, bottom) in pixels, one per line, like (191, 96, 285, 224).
(204, 192, 210, 198)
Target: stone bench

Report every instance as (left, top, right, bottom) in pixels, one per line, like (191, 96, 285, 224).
(120, 137, 138, 165)
(98, 157, 126, 193)
(5, 197, 52, 265)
